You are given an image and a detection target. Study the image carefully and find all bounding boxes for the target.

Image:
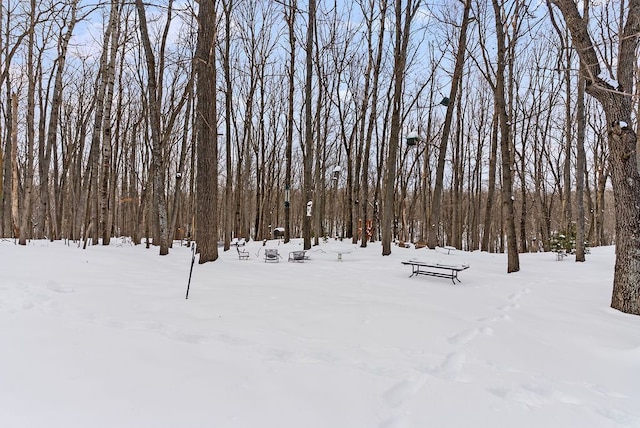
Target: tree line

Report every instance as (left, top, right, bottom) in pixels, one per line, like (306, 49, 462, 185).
(0, 0, 637, 315)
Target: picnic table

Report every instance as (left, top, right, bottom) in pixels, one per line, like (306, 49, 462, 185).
(401, 260, 469, 284)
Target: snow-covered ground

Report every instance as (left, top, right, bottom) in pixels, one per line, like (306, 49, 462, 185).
(1, 238, 638, 428)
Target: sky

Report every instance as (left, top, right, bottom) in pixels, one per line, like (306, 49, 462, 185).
(1, 238, 639, 427)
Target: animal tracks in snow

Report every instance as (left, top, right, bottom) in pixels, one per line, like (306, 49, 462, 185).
(496, 288, 531, 313)
(487, 381, 582, 408)
(46, 280, 75, 293)
(379, 285, 534, 422)
(383, 374, 427, 408)
(447, 286, 527, 347)
(448, 326, 494, 346)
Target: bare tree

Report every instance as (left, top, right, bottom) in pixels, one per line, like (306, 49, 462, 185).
(302, 0, 316, 250)
(18, 0, 38, 246)
(283, 0, 296, 244)
(10, 93, 18, 238)
(221, 0, 233, 251)
(490, 0, 520, 272)
(426, 0, 472, 250)
(194, 0, 219, 263)
(99, 0, 121, 245)
(573, 0, 589, 262)
(550, 0, 640, 315)
(359, 0, 387, 248)
(382, 0, 420, 255)
(135, 0, 170, 255)
(79, 0, 119, 248)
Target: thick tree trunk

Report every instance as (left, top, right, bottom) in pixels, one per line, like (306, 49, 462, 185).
(194, 0, 219, 263)
(609, 124, 640, 314)
(551, 0, 640, 314)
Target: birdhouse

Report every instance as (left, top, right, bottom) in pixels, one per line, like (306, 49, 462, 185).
(406, 130, 420, 146)
(332, 166, 341, 180)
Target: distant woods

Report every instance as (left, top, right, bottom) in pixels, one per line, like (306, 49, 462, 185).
(0, 0, 624, 258)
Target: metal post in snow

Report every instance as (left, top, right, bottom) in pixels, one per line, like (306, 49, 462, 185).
(185, 243, 196, 299)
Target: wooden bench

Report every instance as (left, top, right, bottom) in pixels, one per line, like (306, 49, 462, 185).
(237, 246, 250, 260)
(401, 260, 469, 284)
(288, 250, 308, 262)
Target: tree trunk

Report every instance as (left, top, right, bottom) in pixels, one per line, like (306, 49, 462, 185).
(575, 64, 587, 261)
(551, 0, 640, 314)
(136, 0, 170, 255)
(360, 0, 387, 248)
(2, 87, 13, 237)
(100, 0, 120, 245)
(19, 0, 37, 246)
(85, 1, 117, 246)
(302, 0, 315, 250)
(492, 0, 519, 272)
(284, 0, 296, 243)
(427, 0, 471, 249)
(481, 113, 499, 252)
(194, 0, 219, 263)
(382, 0, 417, 255)
(170, 81, 193, 245)
(562, 50, 573, 232)
(222, 0, 233, 250)
(10, 93, 19, 238)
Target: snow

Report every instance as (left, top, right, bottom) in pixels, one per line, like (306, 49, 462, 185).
(1, 239, 639, 428)
(598, 73, 619, 89)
